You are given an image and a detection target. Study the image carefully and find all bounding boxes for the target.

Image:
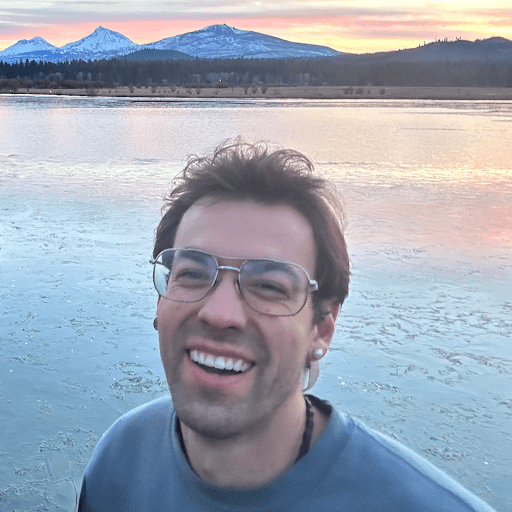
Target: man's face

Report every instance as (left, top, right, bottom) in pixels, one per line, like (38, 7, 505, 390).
(156, 198, 330, 439)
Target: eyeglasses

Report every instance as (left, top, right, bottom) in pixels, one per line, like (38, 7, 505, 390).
(150, 248, 318, 316)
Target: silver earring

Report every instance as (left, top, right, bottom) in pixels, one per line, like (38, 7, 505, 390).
(313, 349, 324, 360)
(153, 318, 158, 331)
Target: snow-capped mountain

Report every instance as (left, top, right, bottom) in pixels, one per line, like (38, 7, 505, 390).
(0, 36, 57, 56)
(144, 24, 339, 59)
(58, 26, 138, 60)
(0, 25, 339, 63)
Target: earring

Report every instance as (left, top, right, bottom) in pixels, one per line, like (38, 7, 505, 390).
(313, 349, 324, 360)
(303, 361, 320, 391)
(153, 318, 158, 331)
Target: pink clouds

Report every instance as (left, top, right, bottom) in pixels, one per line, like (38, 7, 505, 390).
(0, 4, 511, 53)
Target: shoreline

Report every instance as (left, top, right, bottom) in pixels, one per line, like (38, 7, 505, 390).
(4, 85, 512, 100)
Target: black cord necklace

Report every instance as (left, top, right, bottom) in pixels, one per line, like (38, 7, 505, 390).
(296, 395, 314, 462)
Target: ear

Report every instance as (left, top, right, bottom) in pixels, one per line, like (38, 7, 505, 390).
(312, 299, 340, 354)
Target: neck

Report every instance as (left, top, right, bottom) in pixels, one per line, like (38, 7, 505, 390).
(180, 393, 325, 488)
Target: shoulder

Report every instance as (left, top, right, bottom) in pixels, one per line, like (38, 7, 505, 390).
(79, 396, 180, 510)
(322, 404, 495, 512)
(108, 395, 174, 431)
(87, 395, 175, 471)
(100, 395, 173, 442)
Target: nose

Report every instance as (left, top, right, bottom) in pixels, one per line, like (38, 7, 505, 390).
(196, 273, 247, 330)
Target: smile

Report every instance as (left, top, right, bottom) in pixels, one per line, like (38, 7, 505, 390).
(187, 349, 254, 375)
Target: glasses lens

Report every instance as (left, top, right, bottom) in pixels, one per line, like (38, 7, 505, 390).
(154, 249, 217, 302)
(239, 260, 308, 316)
(153, 249, 315, 316)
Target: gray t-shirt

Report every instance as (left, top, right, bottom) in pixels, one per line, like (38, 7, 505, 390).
(78, 395, 496, 511)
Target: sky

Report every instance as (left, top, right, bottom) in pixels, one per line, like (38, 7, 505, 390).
(0, 0, 511, 53)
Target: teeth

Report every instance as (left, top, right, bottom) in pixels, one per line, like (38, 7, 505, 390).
(190, 350, 251, 373)
(214, 357, 226, 370)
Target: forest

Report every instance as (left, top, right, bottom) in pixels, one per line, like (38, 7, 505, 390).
(1, 55, 512, 90)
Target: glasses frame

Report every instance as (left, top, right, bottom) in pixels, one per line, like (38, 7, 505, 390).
(150, 248, 319, 317)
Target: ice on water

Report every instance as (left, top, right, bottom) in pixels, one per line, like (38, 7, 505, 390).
(0, 96, 511, 510)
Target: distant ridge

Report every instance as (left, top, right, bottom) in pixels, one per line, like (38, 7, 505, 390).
(124, 48, 194, 61)
(1, 25, 511, 65)
(0, 24, 340, 63)
(349, 37, 512, 64)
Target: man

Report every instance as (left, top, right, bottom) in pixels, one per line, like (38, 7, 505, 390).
(78, 140, 496, 511)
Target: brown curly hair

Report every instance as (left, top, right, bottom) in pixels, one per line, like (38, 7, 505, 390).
(153, 139, 350, 321)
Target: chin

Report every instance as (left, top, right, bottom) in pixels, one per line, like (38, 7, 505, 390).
(177, 401, 254, 440)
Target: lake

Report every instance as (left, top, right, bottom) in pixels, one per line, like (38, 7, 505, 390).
(0, 94, 511, 511)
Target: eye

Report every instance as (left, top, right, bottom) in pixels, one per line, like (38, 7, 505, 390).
(176, 269, 205, 279)
(170, 264, 212, 288)
(244, 278, 290, 299)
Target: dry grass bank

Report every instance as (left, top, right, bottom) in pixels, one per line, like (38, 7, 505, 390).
(10, 85, 512, 100)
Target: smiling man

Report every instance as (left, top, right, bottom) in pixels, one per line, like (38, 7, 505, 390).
(78, 140, 495, 511)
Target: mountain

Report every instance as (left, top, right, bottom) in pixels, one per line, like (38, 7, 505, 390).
(0, 24, 339, 63)
(0, 36, 56, 56)
(58, 26, 138, 60)
(0, 26, 139, 63)
(144, 24, 340, 59)
(1, 26, 511, 65)
(345, 37, 512, 64)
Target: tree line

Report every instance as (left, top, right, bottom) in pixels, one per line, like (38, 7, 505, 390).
(1, 55, 512, 89)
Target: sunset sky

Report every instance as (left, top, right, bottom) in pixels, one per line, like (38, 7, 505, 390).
(1, 0, 511, 53)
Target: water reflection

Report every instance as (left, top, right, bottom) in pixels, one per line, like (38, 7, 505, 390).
(2, 95, 512, 171)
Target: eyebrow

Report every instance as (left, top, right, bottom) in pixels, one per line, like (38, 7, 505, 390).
(253, 260, 291, 272)
(179, 249, 210, 264)
(179, 247, 303, 274)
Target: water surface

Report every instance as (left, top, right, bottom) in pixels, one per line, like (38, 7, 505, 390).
(1, 95, 511, 510)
